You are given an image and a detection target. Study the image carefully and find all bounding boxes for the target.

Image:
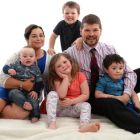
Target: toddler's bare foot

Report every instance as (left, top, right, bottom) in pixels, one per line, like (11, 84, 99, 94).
(23, 102, 32, 111)
(79, 122, 100, 133)
(31, 117, 39, 123)
(48, 121, 57, 129)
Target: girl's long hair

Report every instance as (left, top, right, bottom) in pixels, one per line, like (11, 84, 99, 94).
(48, 53, 80, 90)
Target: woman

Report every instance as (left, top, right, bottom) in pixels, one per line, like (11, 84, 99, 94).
(0, 24, 51, 119)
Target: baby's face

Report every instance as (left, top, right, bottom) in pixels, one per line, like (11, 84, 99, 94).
(19, 48, 36, 66)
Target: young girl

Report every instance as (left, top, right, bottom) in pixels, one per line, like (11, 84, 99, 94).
(46, 53, 100, 132)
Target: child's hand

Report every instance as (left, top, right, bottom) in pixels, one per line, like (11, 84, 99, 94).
(57, 71, 68, 79)
(73, 37, 83, 50)
(60, 98, 72, 107)
(47, 48, 56, 55)
(57, 72, 70, 85)
(29, 91, 38, 100)
(8, 69, 16, 76)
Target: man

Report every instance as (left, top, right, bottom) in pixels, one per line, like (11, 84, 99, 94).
(65, 14, 140, 133)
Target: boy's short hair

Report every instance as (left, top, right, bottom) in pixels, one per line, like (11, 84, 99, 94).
(62, 1, 80, 14)
(103, 54, 125, 69)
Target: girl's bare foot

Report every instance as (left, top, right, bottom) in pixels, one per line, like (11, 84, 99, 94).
(23, 102, 32, 111)
(48, 121, 57, 129)
(31, 117, 39, 123)
(79, 122, 100, 133)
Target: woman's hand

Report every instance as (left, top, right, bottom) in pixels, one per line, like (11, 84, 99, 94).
(22, 77, 35, 92)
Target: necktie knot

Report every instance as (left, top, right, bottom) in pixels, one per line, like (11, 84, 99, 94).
(90, 48, 96, 54)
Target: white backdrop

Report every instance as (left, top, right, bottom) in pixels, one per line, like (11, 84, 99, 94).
(0, 0, 140, 70)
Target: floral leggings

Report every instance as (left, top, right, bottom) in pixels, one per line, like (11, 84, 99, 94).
(46, 91, 91, 126)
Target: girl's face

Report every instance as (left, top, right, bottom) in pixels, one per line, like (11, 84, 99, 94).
(54, 56, 72, 76)
(19, 48, 36, 66)
(63, 6, 79, 24)
(105, 62, 125, 80)
(27, 28, 45, 50)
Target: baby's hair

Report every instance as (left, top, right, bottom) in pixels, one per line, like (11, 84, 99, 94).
(103, 54, 125, 69)
(23, 45, 33, 49)
(19, 46, 35, 53)
(62, 1, 80, 14)
(48, 52, 80, 90)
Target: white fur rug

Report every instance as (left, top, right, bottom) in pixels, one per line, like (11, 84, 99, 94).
(0, 114, 140, 140)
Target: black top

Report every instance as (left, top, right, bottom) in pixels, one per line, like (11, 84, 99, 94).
(53, 20, 81, 51)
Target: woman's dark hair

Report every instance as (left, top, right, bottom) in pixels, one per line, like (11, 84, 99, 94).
(24, 24, 45, 40)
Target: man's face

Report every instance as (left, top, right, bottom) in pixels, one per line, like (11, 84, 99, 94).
(80, 23, 101, 47)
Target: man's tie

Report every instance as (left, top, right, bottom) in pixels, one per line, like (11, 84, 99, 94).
(90, 48, 99, 97)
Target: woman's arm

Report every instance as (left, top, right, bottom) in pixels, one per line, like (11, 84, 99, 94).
(5, 77, 34, 92)
(0, 53, 19, 87)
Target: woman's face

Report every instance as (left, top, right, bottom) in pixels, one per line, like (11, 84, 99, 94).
(27, 28, 45, 50)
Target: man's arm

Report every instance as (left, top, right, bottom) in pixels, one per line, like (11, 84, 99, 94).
(123, 65, 137, 96)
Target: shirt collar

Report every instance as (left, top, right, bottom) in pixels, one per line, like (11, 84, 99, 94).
(83, 41, 99, 53)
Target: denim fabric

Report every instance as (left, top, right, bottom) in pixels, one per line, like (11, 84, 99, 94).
(8, 89, 40, 118)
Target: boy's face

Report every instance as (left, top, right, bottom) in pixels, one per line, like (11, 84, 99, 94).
(19, 48, 36, 66)
(105, 62, 125, 80)
(63, 6, 79, 24)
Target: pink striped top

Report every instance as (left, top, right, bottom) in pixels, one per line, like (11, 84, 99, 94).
(65, 41, 137, 96)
